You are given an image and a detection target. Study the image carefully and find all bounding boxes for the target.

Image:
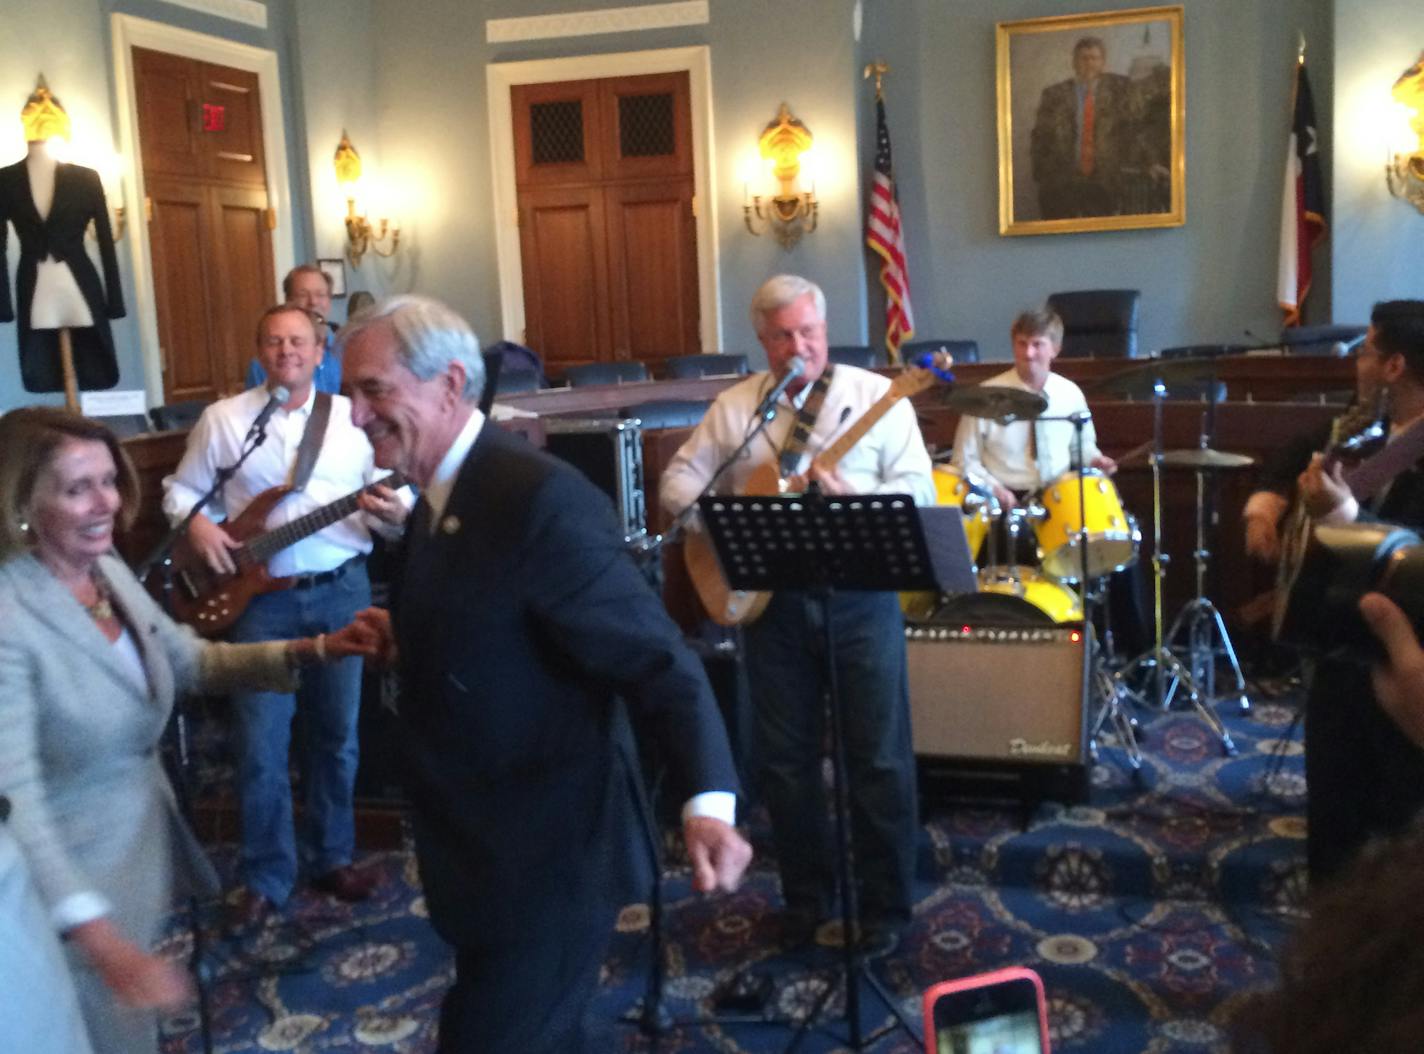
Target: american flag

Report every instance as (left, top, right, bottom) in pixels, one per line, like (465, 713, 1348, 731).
(1277, 59, 1325, 326)
(866, 97, 915, 362)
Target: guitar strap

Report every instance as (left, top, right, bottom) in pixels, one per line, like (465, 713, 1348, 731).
(1347, 415, 1424, 505)
(777, 364, 835, 477)
(288, 391, 333, 491)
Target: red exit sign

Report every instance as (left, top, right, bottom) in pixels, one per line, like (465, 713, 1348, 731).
(202, 103, 226, 132)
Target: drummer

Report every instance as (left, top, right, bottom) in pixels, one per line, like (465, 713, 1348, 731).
(952, 306, 1115, 518)
(952, 307, 1147, 653)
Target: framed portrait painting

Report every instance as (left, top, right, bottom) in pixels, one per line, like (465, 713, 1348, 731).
(997, 5, 1184, 236)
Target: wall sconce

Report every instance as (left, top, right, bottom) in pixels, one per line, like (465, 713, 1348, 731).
(1386, 52, 1424, 213)
(743, 103, 818, 249)
(334, 131, 400, 267)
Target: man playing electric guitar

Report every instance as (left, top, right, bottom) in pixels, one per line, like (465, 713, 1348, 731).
(660, 274, 934, 956)
(163, 304, 410, 928)
(1295, 300, 1424, 884)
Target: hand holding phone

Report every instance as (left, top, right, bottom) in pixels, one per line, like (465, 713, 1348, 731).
(923, 967, 1050, 1054)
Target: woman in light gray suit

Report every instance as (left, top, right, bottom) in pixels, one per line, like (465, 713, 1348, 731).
(0, 407, 371, 1054)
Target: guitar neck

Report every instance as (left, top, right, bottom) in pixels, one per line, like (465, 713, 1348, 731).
(242, 473, 405, 564)
(811, 378, 931, 473)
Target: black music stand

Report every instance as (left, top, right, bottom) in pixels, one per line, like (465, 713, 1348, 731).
(699, 488, 935, 1051)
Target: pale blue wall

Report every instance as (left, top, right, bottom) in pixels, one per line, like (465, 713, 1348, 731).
(857, 0, 1334, 362)
(2, 0, 1381, 410)
(1331, 0, 1424, 320)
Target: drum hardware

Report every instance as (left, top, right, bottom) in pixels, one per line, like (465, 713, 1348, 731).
(1163, 437, 1255, 713)
(1111, 381, 1238, 756)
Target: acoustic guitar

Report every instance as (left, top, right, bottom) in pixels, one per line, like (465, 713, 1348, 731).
(171, 471, 408, 637)
(1272, 409, 1424, 641)
(685, 352, 954, 626)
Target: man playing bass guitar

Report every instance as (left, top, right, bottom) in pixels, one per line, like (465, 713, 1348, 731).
(660, 274, 934, 955)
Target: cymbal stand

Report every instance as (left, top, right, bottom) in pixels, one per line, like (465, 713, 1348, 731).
(1163, 429, 1250, 712)
(1114, 383, 1236, 755)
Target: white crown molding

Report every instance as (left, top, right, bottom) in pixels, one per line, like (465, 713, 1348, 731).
(155, 0, 268, 30)
(487, 1, 708, 44)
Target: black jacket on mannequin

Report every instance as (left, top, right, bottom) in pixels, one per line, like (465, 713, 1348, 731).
(0, 159, 124, 392)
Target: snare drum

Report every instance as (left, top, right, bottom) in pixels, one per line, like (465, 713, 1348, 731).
(976, 566, 1083, 623)
(1034, 469, 1139, 581)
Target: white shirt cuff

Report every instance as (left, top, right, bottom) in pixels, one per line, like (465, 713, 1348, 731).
(53, 891, 112, 933)
(682, 791, 737, 826)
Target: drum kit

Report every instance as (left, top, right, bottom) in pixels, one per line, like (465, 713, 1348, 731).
(916, 374, 1258, 774)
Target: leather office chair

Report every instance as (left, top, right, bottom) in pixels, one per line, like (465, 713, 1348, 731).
(493, 367, 542, 395)
(563, 361, 650, 387)
(663, 353, 749, 379)
(827, 345, 880, 368)
(149, 399, 211, 432)
(100, 414, 150, 439)
(900, 339, 980, 365)
(1046, 290, 1141, 358)
(1279, 324, 1368, 356)
(619, 399, 711, 430)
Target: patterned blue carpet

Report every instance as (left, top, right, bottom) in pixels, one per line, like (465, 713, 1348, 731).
(158, 696, 1305, 1053)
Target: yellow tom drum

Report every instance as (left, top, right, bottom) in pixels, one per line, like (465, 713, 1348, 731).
(900, 465, 992, 620)
(1034, 469, 1139, 582)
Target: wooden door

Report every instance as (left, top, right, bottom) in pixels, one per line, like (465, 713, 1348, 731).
(512, 71, 698, 379)
(134, 47, 274, 403)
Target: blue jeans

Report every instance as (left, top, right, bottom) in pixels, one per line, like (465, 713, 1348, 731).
(229, 563, 370, 903)
(742, 590, 917, 923)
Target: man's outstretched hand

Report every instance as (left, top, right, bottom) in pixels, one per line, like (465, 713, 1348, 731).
(683, 816, 752, 893)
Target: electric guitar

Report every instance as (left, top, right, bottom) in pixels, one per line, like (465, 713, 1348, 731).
(171, 471, 408, 638)
(684, 351, 954, 626)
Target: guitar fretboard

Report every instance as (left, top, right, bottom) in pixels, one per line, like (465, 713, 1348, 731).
(239, 471, 408, 566)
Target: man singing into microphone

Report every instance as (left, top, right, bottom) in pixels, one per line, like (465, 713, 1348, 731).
(661, 274, 934, 956)
(163, 304, 409, 930)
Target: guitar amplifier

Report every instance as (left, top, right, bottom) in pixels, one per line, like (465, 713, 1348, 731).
(543, 417, 646, 543)
(906, 620, 1091, 803)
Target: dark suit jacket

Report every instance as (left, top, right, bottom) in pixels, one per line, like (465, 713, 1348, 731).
(391, 423, 739, 951)
(0, 159, 124, 392)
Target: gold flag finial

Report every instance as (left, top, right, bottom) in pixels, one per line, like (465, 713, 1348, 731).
(863, 61, 890, 101)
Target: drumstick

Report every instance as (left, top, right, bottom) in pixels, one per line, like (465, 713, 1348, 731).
(1112, 439, 1156, 469)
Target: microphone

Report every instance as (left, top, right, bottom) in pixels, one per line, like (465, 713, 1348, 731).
(753, 358, 806, 422)
(248, 385, 291, 438)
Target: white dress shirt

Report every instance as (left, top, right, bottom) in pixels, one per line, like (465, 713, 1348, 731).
(164, 386, 405, 575)
(951, 368, 1102, 492)
(660, 364, 936, 518)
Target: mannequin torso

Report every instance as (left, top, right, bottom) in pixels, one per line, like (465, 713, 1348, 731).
(25, 142, 93, 330)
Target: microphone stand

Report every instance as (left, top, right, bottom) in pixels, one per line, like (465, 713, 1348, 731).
(133, 416, 278, 1054)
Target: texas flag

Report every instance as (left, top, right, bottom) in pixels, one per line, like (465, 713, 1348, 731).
(1278, 60, 1325, 326)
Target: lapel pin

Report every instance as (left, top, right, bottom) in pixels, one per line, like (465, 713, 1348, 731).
(441, 515, 461, 535)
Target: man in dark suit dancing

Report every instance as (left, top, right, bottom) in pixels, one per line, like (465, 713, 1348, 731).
(339, 295, 751, 1052)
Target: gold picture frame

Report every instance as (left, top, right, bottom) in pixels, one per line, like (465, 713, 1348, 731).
(997, 5, 1185, 236)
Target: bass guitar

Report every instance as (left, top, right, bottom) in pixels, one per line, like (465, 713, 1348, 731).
(685, 351, 954, 626)
(171, 471, 408, 637)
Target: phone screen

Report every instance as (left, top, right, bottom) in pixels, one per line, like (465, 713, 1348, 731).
(931, 976, 1046, 1054)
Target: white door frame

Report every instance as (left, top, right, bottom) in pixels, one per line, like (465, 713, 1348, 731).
(486, 46, 722, 353)
(111, 13, 296, 405)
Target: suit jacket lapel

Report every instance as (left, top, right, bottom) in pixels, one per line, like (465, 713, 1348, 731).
(7, 554, 148, 698)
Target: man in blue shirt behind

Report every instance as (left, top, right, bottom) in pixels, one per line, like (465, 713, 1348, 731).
(247, 263, 342, 393)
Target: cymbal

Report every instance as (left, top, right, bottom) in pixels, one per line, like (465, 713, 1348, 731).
(945, 385, 1048, 423)
(1085, 356, 1222, 398)
(1159, 448, 1255, 470)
